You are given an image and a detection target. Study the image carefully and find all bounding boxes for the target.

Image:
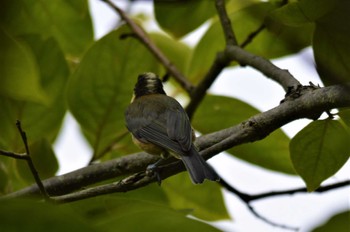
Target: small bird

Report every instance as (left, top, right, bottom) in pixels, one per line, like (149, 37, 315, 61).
(125, 72, 219, 184)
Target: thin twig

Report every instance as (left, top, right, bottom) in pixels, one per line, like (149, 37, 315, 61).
(186, 51, 230, 118)
(215, 0, 238, 46)
(186, 0, 237, 118)
(246, 204, 299, 231)
(187, 0, 298, 117)
(248, 180, 350, 201)
(15, 120, 51, 202)
(0, 150, 27, 160)
(240, 24, 266, 48)
(220, 178, 349, 231)
(100, 0, 193, 93)
(52, 171, 154, 203)
(90, 130, 129, 164)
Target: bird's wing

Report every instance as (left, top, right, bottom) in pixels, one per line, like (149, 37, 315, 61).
(137, 122, 188, 157)
(166, 107, 192, 151)
(125, 95, 193, 156)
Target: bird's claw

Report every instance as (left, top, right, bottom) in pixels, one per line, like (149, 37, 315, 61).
(146, 163, 162, 185)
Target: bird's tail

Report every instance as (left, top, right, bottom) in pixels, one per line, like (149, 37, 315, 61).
(181, 146, 220, 184)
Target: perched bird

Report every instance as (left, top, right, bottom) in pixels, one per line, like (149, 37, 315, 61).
(125, 72, 219, 184)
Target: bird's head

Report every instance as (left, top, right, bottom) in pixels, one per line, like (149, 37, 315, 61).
(133, 72, 166, 99)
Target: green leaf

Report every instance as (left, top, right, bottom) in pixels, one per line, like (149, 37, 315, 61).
(269, 0, 339, 26)
(67, 26, 160, 159)
(0, 162, 8, 193)
(0, 35, 69, 150)
(229, 129, 294, 174)
(313, 1, 350, 85)
(71, 186, 170, 218)
(339, 108, 350, 128)
(154, 0, 217, 38)
(0, 200, 94, 231)
(0, 35, 68, 192)
(188, 2, 312, 83)
(312, 211, 350, 232)
(0, 29, 47, 103)
(16, 139, 58, 183)
(193, 95, 294, 174)
(150, 33, 192, 75)
(162, 172, 229, 221)
(290, 119, 350, 191)
(0, 0, 93, 57)
(88, 197, 220, 232)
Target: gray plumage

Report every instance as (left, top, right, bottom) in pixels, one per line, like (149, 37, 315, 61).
(125, 73, 219, 184)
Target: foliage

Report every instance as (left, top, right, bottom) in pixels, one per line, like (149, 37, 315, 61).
(290, 119, 350, 191)
(0, 0, 349, 231)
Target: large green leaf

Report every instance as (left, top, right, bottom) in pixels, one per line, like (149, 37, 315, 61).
(0, 29, 47, 103)
(71, 194, 220, 232)
(67, 26, 160, 160)
(313, 1, 350, 85)
(0, 35, 69, 150)
(0, 35, 68, 192)
(268, 0, 349, 85)
(162, 172, 229, 221)
(154, 0, 217, 38)
(94, 197, 220, 232)
(193, 95, 294, 174)
(188, 2, 312, 83)
(268, 0, 339, 26)
(0, 0, 93, 57)
(0, 200, 95, 231)
(290, 119, 350, 191)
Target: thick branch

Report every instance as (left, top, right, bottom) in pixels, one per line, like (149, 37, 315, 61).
(5, 152, 159, 198)
(4, 84, 349, 201)
(225, 45, 301, 91)
(198, 84, 350, 157)
(100, 0, 193, 93)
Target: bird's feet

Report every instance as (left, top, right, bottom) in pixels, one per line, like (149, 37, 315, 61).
(146, 162, 162, 185)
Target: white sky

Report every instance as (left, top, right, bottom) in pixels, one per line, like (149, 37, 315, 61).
(54, 1, 350, 231)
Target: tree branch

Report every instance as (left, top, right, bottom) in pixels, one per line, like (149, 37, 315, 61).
(186, 51, 230, 118)
(240, 24, 266, 48)
(220, 179, 349, 230)
(215, 0, 238, 46)
(220, 179, 350, 204)
(0, 150, 27, 160)
(3, 84, 349, 202)
(186, 0, 300, 117)
(0, 121, 52, 201)
(225, 45, 301, 91)
(4, 152, 159, 198)
(100, 0, 193, 93)
(187, 0, 236, 118)
(198, 84, 350, 157)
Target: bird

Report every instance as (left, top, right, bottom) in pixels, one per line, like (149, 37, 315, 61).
(124, 72, 219, 184)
